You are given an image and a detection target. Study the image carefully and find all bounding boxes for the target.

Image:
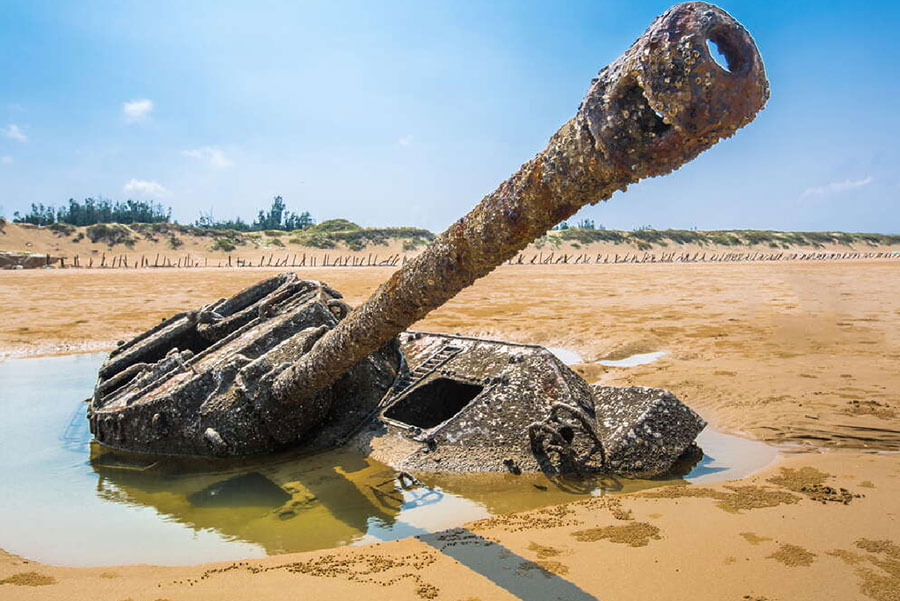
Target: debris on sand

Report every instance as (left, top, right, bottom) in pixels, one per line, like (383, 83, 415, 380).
(571, 522, 662, 547)
(0, 571, 57, 586)
(767, 543, 817, 567)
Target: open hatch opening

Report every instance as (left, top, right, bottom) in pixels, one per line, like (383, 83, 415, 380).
(383, 378, 484, 430)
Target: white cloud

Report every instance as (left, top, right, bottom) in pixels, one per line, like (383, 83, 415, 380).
(1, 155, 12, 164)
(123, 179, 169, 198)
(122, 99, 153, 123)
(182, 146, 233, 169)
(3, 124, 27, 142)
(397, 134, 413, 147)
(801, 176, 873, 199)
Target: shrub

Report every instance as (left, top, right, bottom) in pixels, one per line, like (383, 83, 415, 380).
(557, 229, 626, 244)
(285, 223, 434, 251)
(48, 222, 76, 237)
(132, 222, 166, 241)
(707, 232, 741, 246)
(402, 237, 429, 251)
(661, 229, 703, 245)
(86, 223, 136, 248)
(294, 231, 337, 249)
(629, 229, 666, 246)
(309, 219, 362, 233)
(740, 230, 777, 246)
(210, 238, 236, 252)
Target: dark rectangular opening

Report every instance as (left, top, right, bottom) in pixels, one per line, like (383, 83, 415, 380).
(383, 378, 483, 430)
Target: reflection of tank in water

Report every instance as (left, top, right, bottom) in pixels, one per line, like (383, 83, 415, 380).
(88, 2, 767, 476)
(90, 443, 413, 555)
(88, 435, 704, 555)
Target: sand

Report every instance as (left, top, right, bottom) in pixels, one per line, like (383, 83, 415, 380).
(0, 261, 898, 600)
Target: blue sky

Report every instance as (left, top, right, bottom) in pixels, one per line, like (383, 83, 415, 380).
(0, 1, 897, 232)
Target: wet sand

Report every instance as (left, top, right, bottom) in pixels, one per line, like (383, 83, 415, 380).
(1, 262, 898, 600)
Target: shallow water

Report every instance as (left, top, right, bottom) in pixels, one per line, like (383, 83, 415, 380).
(0, 353, 776, 567)
(598, 351, 668, 367)
(547, 347, 669, 368)
(546, 347, 584, 365)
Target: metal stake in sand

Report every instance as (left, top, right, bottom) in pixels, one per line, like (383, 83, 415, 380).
(272, 2, 768, 410)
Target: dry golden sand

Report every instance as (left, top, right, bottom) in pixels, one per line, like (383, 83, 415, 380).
(0, 261, 898, 600)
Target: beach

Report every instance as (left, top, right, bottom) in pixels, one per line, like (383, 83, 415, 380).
(1, 261, 898, 600)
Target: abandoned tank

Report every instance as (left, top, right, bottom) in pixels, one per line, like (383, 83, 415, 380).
(89, 272, 706, 475)
(89, 1, 768, 476)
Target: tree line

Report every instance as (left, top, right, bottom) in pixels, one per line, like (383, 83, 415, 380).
(11, 195, 315, 232)
(13, 198, 171, 226)
(195, 196, 313, 231)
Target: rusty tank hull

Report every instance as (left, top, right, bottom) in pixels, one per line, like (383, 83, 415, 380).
(362, 332, 706, 475)
(89, 2, 765, 474)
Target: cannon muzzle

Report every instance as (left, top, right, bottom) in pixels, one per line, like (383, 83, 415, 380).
(271, 1, 768, 410)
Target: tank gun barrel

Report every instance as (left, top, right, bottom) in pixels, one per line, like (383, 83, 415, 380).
(273, 2, 768, 406)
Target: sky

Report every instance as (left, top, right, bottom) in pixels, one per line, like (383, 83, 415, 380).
(0, 0, 897, 233)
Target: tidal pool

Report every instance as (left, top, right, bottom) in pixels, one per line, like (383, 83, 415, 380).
(598, 351, 668, 367)
(0, 353, 777, 567)
(546, 347, 584, 365)
(547, 348, 669, 368)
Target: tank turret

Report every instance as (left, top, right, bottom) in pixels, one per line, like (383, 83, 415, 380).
(89, 273, 400, 456)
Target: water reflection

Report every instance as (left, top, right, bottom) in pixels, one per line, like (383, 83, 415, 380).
(188, 473, 292, 508)
(89, 439, 705, 558)
(91, 444, 414, 555)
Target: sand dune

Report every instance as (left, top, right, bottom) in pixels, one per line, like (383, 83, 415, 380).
(3, 221, 898, 269)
